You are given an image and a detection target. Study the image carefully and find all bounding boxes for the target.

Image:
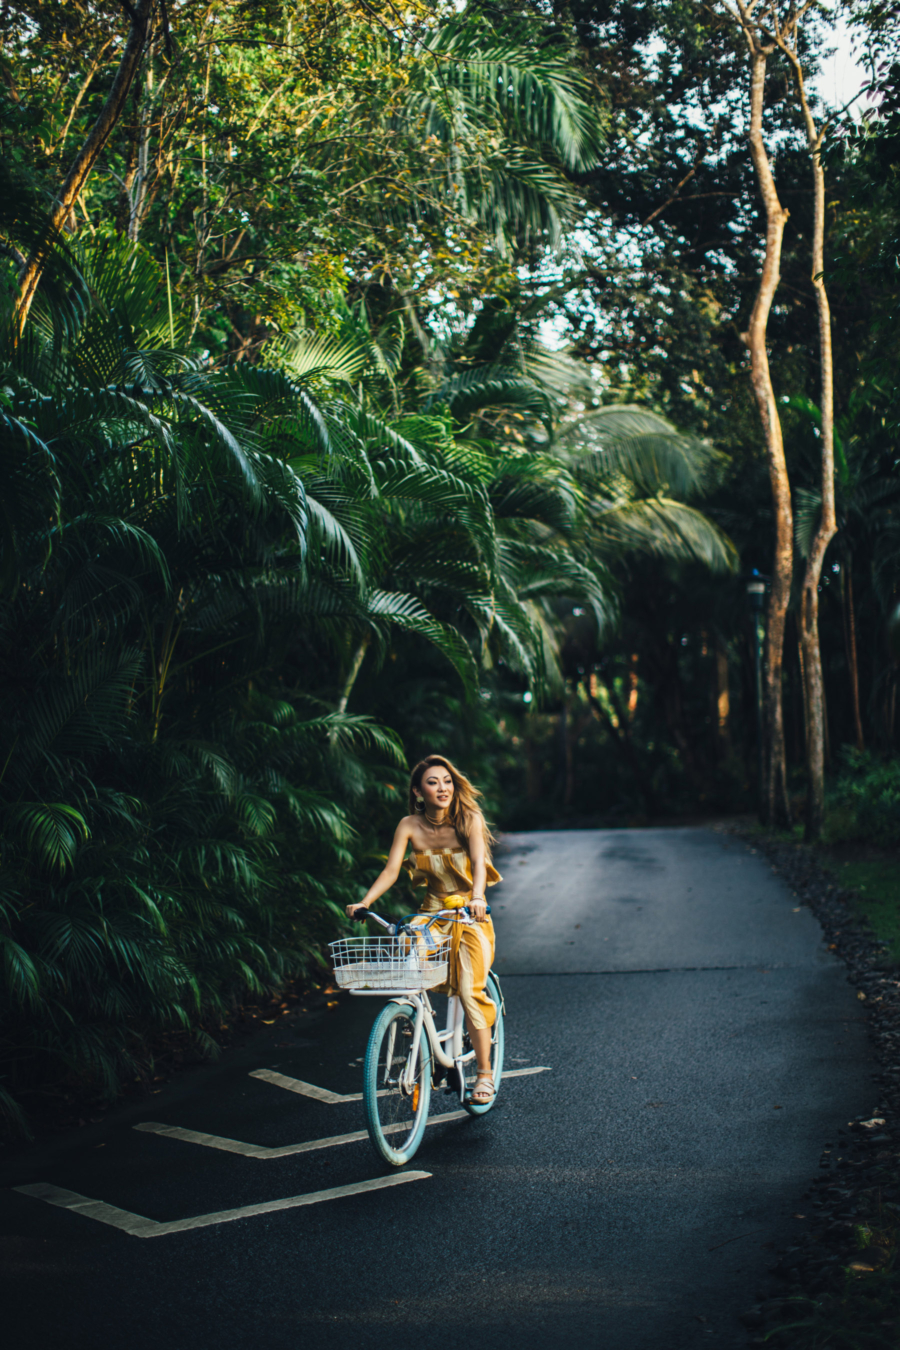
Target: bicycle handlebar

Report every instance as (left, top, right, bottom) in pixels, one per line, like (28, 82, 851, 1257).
(351, 904, 490, 934)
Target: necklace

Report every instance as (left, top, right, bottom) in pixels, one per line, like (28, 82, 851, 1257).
(424, 810, 446, 834)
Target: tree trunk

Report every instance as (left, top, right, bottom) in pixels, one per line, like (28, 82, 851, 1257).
(626, 652, 639, 720)
(128, 63, 155, 242)
(51, 39, 113, 157)
(778, 40, 837, 839)
(738, 36, 793, 826)
(715, 635, 731, 752)
(15, 2, 154, 333)
(336, 632, 371, 715)
(797, 628, 809, 759)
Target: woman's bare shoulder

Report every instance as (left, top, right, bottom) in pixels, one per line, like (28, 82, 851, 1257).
(392, 815, 419, 842)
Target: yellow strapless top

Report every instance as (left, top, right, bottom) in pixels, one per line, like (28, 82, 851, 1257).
(402, 847, 502, 903)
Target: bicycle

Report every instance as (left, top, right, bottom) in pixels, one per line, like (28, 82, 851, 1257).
(329, 907, 505, 1166)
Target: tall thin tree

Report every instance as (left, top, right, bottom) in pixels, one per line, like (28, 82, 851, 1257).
(772, 11, 838, 840)
(722, 0, 793, 824)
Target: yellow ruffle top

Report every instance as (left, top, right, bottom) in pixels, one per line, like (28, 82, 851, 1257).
(402, 847, 502, 909)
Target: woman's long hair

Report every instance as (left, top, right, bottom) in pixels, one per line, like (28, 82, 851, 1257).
(408, 754, 494, 860)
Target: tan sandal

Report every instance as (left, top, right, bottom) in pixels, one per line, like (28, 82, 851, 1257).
(471, 1072, 494, 1104)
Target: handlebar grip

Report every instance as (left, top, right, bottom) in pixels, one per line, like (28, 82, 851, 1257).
(351, 907, 370, 921)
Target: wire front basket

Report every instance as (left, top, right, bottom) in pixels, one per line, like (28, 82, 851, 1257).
(330, 933, 451, 991)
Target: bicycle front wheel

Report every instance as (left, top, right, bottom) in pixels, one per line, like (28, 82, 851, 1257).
(364, 1001, 432, 1166)
(463, 971, 505, 1117)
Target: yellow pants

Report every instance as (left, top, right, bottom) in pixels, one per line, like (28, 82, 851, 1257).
(415, 896, 496, 1030)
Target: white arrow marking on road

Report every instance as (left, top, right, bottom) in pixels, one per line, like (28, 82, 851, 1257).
(249, 1065, 551, 1102)
(134, 1110, 468, 1158)
(13, 1171, 430, 1239)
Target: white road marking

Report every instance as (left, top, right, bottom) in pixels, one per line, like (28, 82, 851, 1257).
(249, 1065, 551, 1101)
(133, 1069, 551, 1159)
(248, 1070, 362, 1103)
(134, 1110, 468, 1158)
(13, 1172, 431, 1239)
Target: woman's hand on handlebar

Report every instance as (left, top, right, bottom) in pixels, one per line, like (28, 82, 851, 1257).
(346, 902, 370, 920)
(469, 894, 488, 922)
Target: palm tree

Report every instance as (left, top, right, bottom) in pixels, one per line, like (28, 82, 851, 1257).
(0, 235, 413, 1132)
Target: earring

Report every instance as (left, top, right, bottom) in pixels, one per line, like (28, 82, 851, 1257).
(414, 796, 425, 812)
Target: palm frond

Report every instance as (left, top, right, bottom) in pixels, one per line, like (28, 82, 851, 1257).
(268, 330, 369, 384)
(5, 802, 89, 873)
(557, 406, 721, 497)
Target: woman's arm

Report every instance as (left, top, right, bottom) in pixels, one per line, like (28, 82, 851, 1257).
(467, 815, 488, 922)
(345, 818, 413, 918)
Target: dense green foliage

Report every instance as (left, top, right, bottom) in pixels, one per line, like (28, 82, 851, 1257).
(825, 751, 900, 849)
(1, 0, 899, 1135)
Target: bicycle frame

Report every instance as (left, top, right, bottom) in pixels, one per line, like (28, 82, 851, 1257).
(350, 989, 478, 1100)
(348, 907, 491, 1103)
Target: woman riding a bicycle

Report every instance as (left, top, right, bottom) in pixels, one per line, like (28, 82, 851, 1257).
(346, 753, 501, 1105)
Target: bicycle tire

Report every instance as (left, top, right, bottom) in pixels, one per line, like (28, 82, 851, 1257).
(462, 971, 505, 1117)
(364, 1001, 432, 1166)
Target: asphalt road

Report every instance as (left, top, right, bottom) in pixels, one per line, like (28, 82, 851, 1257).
(0, 827, 876, 1350)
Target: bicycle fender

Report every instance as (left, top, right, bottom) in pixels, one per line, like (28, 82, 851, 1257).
(488, 969, 506, 1017)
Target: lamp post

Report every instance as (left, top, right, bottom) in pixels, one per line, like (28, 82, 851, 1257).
(745, 570, 767, 810)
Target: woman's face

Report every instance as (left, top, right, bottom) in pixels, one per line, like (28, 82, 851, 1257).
(417, 765, 454, 813)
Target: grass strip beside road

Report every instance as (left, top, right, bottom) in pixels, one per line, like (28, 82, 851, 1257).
(746, 823, 900, 965)
(836, 859, 900, 964)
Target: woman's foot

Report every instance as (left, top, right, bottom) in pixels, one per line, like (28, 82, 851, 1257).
(471, 1072, 494, 1104)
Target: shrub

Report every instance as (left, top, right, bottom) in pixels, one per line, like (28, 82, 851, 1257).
(823, 749, 900, 848)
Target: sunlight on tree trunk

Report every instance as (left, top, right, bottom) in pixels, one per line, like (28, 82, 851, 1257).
(50, 40, 113, 158)
(716, 638, 731, 749)
(724, 4, 793, 825)
(775, 19, 838, 841)
(627, 652, 639, 720)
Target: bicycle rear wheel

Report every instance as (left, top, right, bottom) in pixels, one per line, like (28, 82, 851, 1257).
(364, 1001, 432, 1166)
(462, 971, 505, 1117)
